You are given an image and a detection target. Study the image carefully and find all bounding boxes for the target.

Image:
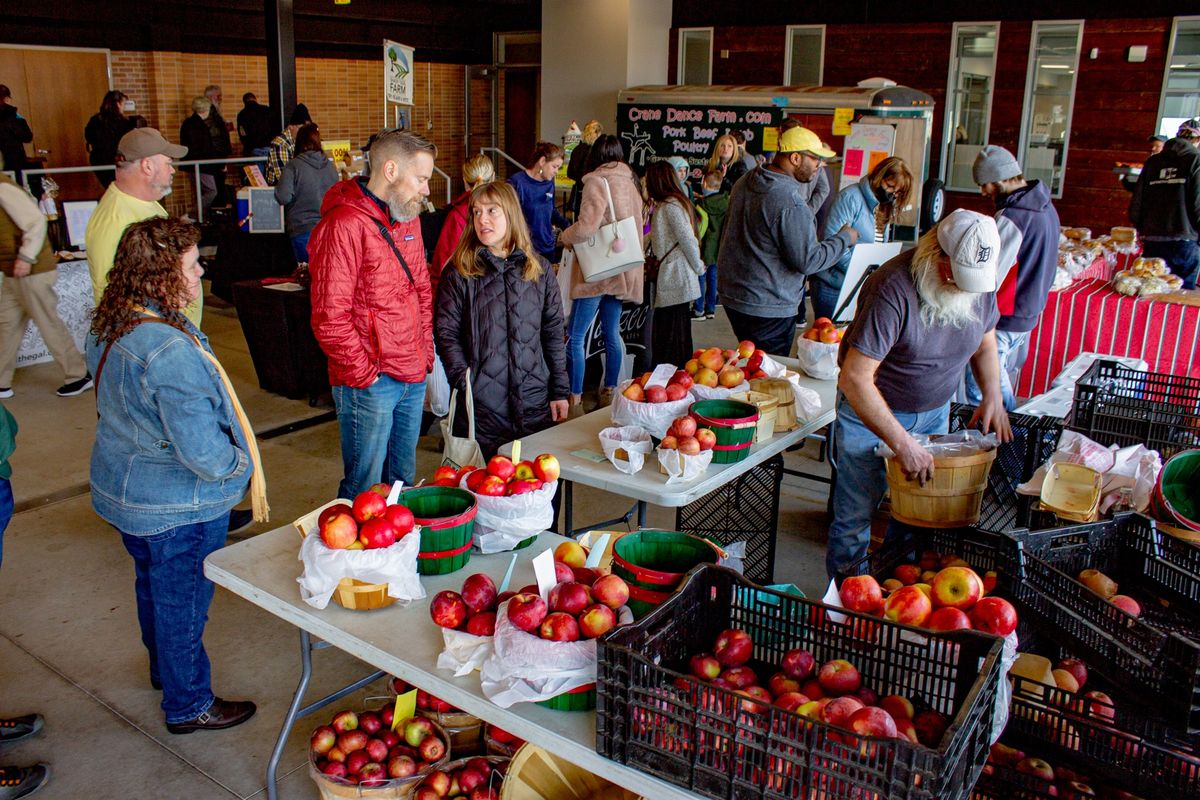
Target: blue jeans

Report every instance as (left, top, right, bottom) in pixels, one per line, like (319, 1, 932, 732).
(250, 146, 270, 176)
(827, 394, 949, 579)
(0, 477, 12, 568)
(567, 295, 624, 395)
(291, 231, 311, 263)
(694, 264, 718, 315)
(333, 374, 427, 498)
(1143, 239, 1200, 290)
(119, 514, 228, 723)
(963, 329, 1029, 411)
(809, 280, 842, 321)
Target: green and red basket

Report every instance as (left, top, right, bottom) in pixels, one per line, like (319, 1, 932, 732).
(611, 529, 723, 619)
(395, 486, 476, 575)
(690, 399, 759, 464)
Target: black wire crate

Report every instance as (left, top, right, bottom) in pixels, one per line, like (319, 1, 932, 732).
(1068, 359, 1200, 459)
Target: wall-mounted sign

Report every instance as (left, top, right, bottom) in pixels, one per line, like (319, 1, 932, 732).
(385, 40, 414, 105)
(615, 102, 784, 178)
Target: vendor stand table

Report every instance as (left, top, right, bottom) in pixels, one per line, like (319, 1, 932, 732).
(1018, 277, 1200, 397)
(231, 279, 329, 404)
(205, 530, 700, 800)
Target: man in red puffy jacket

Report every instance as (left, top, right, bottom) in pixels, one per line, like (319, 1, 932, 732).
(309, 130, 438, 498)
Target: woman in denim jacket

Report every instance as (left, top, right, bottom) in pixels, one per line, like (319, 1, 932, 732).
(86, 218, 257, 735)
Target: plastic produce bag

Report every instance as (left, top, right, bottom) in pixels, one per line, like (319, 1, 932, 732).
(464, 477, 559, 554)
(297, 530, 425, 609)
(716, 541, 745, 574)
(480, 601, 631, 707)
(657, 447, 713, 483)
(436, 627, 494, 677)
(426, 352, 450, 417)
(875, 429, 999, 459)
(794, 336, 840, 380)
(1017, 430, 1162, 513)
(991, 631, 1020, 745)
(599, 426, 654, 474)
(689, 380, 751, 401)
(610, 378, 693, 438)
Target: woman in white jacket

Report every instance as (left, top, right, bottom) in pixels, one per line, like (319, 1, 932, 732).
(645, 160, 705, 368)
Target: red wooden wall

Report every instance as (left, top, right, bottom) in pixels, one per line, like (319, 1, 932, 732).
(668, 17, 1175, 231)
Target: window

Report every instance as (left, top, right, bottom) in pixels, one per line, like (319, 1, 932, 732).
(941, 22, 999, 191)
(1018, 21, 1083, 198)
(1158, 17, 1200, 137)
(785, 25, 825, 86)
(677, 28, 713, 85)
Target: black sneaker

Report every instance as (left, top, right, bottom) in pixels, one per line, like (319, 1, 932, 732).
(227, 509, 254, 533)
(0, 716, 42, 745)
(55, 375, 93, 397)
(692, 310, 705, 320)
(0, 765, 49, 800)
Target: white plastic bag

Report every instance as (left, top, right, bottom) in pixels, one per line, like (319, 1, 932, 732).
(426, 352, 450, 417)
(794, 336, 840, 380)
(875, 429, 999, 459)
(479, 601, 599, 707)
(689, 380, 751, 401)
(991, 631, 1020, 745)
(599, 426, 654, 474)
(657, 447, 713, 483)
(463, 477, 558, 554)
(297, 530, 426, 609)
(781, 373, 823, 421)
(436, 627, 494, 677)
(610, 379, 694, 438)
(1017, 430, 1162, 514)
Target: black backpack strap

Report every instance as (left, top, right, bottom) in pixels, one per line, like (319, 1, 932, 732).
(371, 218, 417, 288)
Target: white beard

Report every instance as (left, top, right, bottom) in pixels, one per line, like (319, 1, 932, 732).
(913, 259, 980, 329)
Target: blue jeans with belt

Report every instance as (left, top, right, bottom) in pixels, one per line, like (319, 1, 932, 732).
(119, 513, 229, 724)
(566, 295, 625, 395)
(333, 374, 427, 499)
(827, 393, 949, 579)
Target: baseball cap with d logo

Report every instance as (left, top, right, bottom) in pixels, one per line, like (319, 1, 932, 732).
(935, 209, 1000, 293)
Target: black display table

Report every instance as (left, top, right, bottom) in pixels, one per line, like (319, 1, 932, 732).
(231, 280, 329, 404)
(210, 228, 296, 303)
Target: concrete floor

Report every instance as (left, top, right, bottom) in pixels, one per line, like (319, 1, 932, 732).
(0, 291, 833, 799)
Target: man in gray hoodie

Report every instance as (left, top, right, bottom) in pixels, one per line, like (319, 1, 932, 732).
(718, 126, 857, 355)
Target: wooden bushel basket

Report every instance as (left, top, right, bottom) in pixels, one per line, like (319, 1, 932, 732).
(500, 743, 642, 800)
(729, 390, 779, 443)
(884, 448, 997, 528)
(749, 375, 798, 432)
(294, 500, 396, 611)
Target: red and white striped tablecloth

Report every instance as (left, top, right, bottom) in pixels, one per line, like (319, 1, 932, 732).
(1019, 278, 1200, 397)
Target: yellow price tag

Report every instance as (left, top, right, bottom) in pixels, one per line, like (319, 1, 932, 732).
(511, 439, 522, 464)
(832, 108, 854, 136)
(392, 689, 418, 730)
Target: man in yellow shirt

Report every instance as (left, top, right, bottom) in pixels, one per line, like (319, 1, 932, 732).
(85, 128, 202, 326)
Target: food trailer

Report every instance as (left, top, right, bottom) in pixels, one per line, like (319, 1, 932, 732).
(616, 82, 940, 240)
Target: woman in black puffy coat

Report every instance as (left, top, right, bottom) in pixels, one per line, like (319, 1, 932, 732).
(434, 181, 569, 458)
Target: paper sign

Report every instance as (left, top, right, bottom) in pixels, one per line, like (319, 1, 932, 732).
(584, 533, 611, 568)
(510, 440, 522, 465)
(645, 364, 676, 388)
(832, 108, 854, 136)
(867, 150, 889, 174)
(569, 448, 608, 463)
(843, 149, 864, 177)
(821, 579, 847, 624)
(392, 689, 417, 730)
(498, 553, 519, 593)
(385, 40, 414, 106)
(762, 126, 779, 152)
(386, 480, 404, 505)
(532, 548, 557, 600)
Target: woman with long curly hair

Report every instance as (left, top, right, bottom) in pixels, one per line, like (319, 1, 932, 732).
(87, 217, 265, 735)
(434, 182, 568, 457)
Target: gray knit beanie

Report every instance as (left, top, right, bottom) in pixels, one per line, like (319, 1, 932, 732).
(972, 145, 1022, 185)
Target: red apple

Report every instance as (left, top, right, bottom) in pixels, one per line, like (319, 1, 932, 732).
(486, 455, 516, 480)
(549, 581, 592, 615)
(460, 573, 498, 614)
(1016, 756, 1055, 783)
(554, 540, 587, 568)
(800, 679, 825, 700)
(689, 653, 722, 680)
(506, 593, 548, 632)
(331, 710, 359, 733)
(358, 518, 397, 549)
(387, 754, 417, 779)
(988, 742, 1025, 767)
(670, 370, 694, 390)
(578, 604, 617, 638)
(311, 725, 337, 755)
(1111, 595, 1141, 617)
(326, 747, 345, 763)
(912, 710, 949, 748)
(319, 510, 359, 550)
(352, 490, 388, 523)
(365, 737, 388, 762)
(318, 501, 353, 528)
(322, 761, 348, 779)
(466, 611, 497, 636)
(1081, 690, 1115, 723)
(695, 428, 717, 450)
(699, 347, 725, 371)
(720, 665, 759, 689)
(737, 339, 756, 359)
(429, 591, 469, 629)
(1055, 658, 1088, 689)
(849, 706, 898, 738)
(645, 385, 668, 404)
(368, 482, 391, 497)
(659, 435, 678, 450)
(337, 730, 369, 755)
(477, 475, 507, 496)
(418, 734, 446, 762)
(893, 564, 922, 586)
(930, 566, 984, 611)
(879, 695, 914, 722)
(856, 686, 879, 707)
(768, 672, 801, 698)
(969, 596, 1018, 637)
(928, 607, 971, 632)
(713, 628, 753, 667)
(539, 612, 580, 642)
(403, 717, 435, 746)
(774, 692, 810, 712)
(671, 415, 698, 439)
(378, 728, 398, 748)
(677, 436, 701, 455)
(882, 585, 932, 626)
(665, 384, 689, 402)
(357, 712, 382, 736)
(780, 648, 815, 681)
(419, 774, 449, 798)
(982, 570, 998, 595)
(817, 660, 861, 696)
(513, 460, 537, 481)
(382, 503, 415, 535)
(532, 453, 560, 483)
(820, 695, 864, 728)
(590, 574, 629, 610)
(839, 575, 884, 613)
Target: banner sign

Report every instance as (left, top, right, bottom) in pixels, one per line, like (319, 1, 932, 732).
(385, 40, 414, 105)
(616, 102, 785, 179)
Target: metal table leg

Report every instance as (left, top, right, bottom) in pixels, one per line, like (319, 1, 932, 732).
(637, 500, 647, 528)
(266, 629, 386, 800)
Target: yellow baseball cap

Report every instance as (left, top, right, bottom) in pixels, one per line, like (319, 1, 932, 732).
(778, 127, 836, 159)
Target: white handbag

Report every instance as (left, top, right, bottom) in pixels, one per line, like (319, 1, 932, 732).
(440, 369, 486, 470)
(573, 177, 645, 283)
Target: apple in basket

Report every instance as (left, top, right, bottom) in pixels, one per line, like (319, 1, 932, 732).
(358, 518, 397, 549)
(429, 591, 469, 629)
(318, 501, 352, 527)
(382, 503, 415, 536)
(694, 367, 719, 388)
(319, 508, 359, 550)
(461, 573, 497, 614)
(549, 581, 593, 615)
(622, 382, 645, 402)
(532, 453, 560, 483)
(554, 540, 588, 568)
(670, 415, 697, 439)
(486, 455, 516, 481)
(514, 460, 537, 481)
(506, 593, 548, 632)
(465, 470, 490, 493)
(737, 340, 756, 359)
(352, 490, 388, 523)
(665, 383, 689, 402)
(718, 366, 745, 387)
(670, 370, 694, 390)
(695, 429, 717, 450)
(699, 347, 725, 371)
(591, 574, 630, 609)
(477, 476, 507, 497)
(677, 436, 701, 455)
(368, 482, 392, 497)
(540, 612, 581, 642)
(645, 385, 668, 403)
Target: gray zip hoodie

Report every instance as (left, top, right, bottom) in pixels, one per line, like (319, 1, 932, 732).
(717, 166, 853, 318)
